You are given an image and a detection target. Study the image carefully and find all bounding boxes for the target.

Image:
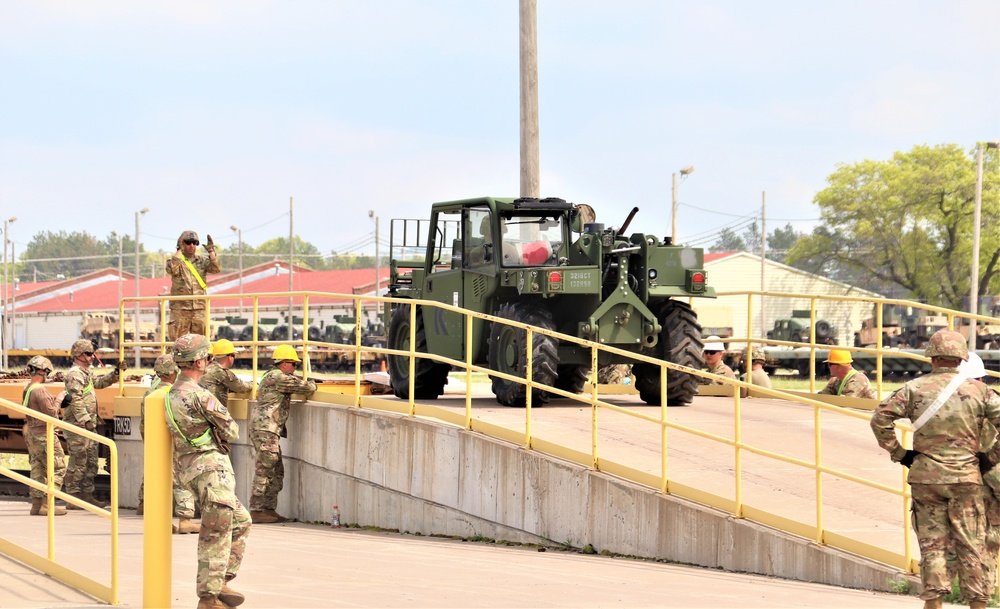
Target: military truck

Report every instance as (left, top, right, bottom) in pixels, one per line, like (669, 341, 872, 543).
(79, 313, 157, 349)
(766, 310, 837, 345)
(853, 303, 951, 349)
(386, 196, 716, 407)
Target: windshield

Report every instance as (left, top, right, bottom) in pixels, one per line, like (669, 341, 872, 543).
(499, 214, 566, 267)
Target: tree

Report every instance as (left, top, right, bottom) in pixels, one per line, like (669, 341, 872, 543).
(254, 236, 329, 270)
(18, 231, 147, 281)
(766, 223, 800, 265)
(709, 227, 747, 253)
(787, 143, 1000, 308)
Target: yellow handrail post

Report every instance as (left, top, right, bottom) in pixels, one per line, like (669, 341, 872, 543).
(45, 421, 56, 559)
(808, 298, 817, 392)
(591, 345, 599, 470)
(745, 293, 754, 389)
(733, 387, 743, 518)
(142, 391, 171, 609)
(251, 296, 259, 399)
(876, 302, 884, 398)
(814, 402, 824, 543)
(354, 298, 363, 405)
(660, 365, 669, 494)
(407, 304, 416, 416)
(525, 326, 533, 448)
(464, 312, 473, 429)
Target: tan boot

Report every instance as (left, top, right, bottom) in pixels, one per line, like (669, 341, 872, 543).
(922, 598, 943, 609)
(175, 518, 201, 534)
(218, 583, 245, 607)
(39, 501, 67, 516)
(135, 501, 143, 516)
(250, 509, 284, 524)
(65, 492, 85, 510)
(29, 497, 42, 515)
(969, 601, 987, 609)
(81, 492, 108, 509)
(197, 595, 228, 609)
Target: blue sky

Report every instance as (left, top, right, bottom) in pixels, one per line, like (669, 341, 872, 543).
(1, 0, 997, 273)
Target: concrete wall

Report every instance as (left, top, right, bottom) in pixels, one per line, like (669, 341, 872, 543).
(116, 399, 914, 594)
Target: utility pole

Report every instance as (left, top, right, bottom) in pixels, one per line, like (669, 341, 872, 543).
(288, 197, 294, 341)
(970, 140, 1000, 350)
(519, 0, 539, 198)
(760, 192, 766, 340)
(135, 207, 149, 368)
(231, 225, 243, 318)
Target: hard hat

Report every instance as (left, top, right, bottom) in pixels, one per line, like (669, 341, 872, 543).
(172, 333, 210, 364)
(742, 345, 766, 362)
(824, 349, 853, 365)
(153, 354, 178, 377)
(27, 355, 53, 375)
(959, 352, 986, 379)
(177, 230, 199, 249)
(272, 344, 301, 363)
(924, 329, 969, 361)
(212, 339, 236, 356)
(703, 336, 725, 352)
(70, 339, 94, 357)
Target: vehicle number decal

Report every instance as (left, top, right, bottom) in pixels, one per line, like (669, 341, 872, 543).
(113, 416, 132, 436)
(566, 271, 593, 289)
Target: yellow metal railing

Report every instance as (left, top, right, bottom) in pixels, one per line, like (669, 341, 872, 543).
(0, 399, 119, 604)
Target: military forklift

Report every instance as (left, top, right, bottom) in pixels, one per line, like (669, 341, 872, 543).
(386, 196, 716, 406)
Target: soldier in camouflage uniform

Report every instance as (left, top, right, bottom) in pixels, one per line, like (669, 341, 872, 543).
(597, 364, 632, 385)
(249, 344, 316, 523)
(166, 334, 250, 609)
(137, 354, 199, 534)
(165, 230, 221, 341)
(818, 349, 876, 399)
(871, 330, 1000, 609)
(699, 336, 735, 386)
(63, 338, 125, 509)
(200, 339, 253, 409)
(22, 356, 67, 516)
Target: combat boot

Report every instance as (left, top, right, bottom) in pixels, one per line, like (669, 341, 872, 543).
(81, 492, 109, 509)
(250, 509, 285, 524)
(175, 518, 201, 534)
(218, 583, 245, 607)
(39, 501, 67, 516)
(922, 598, 942, 609)
(30, 497, 42, 515)
(196, 594, 228, 609)
(969, 601, 987, 609)
(64, 492, 85, 510)
(135, 500, 143, 516)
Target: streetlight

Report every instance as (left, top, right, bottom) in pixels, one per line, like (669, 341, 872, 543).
(111, 231, 123, 305)
(230, 225, 243, 317)
(969, 140, 1000, 350)
(670, 165, 694, 245)
(135, 207, 149, 367)
(2, 216, 16, 369)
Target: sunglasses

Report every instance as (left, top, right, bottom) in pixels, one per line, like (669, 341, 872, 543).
(184, 239, 200, 246)
(83, 352, 95, 357)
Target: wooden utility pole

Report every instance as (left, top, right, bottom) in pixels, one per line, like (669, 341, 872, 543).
(760, 192, 766, 339)
(519, 0, 539, 198)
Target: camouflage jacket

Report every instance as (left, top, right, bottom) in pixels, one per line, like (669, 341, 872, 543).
(164, 251, 220, 309)
(742, 368, 772, 389)
(252, 368, 317, 435)
(818, 369, 876, 399)
(139, 378, 172, 438)
(699, 361, 736, 385)
(165, 375, 238, 485)
(870, 368, 1000, 484)
(199, 362, 253, 409)
(22, 383, 61, 432)
(63, 363, 118, 426)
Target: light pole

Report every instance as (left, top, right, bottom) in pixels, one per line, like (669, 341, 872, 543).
(969, 140, 1000, 350)
(2, 216, 16, 370)
(230, 225, 243, 318)
(670, 165, 694, 245)
(368, 211, 379, 297)
(135, 207, 149, 368)
(111, 231, 123, 306)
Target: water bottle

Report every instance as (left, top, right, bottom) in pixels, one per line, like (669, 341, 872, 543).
(330, 505, 341, 529)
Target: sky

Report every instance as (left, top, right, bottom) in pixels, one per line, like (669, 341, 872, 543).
(1, 0, 997, 276)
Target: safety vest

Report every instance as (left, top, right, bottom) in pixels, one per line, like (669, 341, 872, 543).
(182, 256, 207, 289)
(836, 369, 859, 396)
(23, 383, 40, 407)
(163, 391, 212, 448)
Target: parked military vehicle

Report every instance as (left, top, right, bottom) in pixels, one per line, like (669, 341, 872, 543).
(766, 310, 837, 345)
(958, 298, 1000, 350)
(79, 313, 157, 349)
(694, 305, 734, 348)
(853, 303, 951, 349)
(386, 196, 716, 407)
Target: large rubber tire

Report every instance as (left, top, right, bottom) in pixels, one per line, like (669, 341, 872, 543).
(632, 300, 703, 406)
(387, 303, 449, 400)
(554, 365, 590, 395)
(488, 302, 559, 407)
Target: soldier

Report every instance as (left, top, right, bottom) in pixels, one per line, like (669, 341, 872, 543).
(597, 364, 632, 385)
(870, 330, 1000, 609)
(165, 230, 220, 341)
(136, 354, 199, 535)
(22, 356, 67, 516)
(249, 344, 316, 523)
(740, 345, 771, 396)
(699, 336, 735, 385)
(818, 349, 876, 399)
(63, 338, 125, 509)
(200, 339, 253, 409)
(166, 334, 250, 609)
(963, 353, 1000, 591)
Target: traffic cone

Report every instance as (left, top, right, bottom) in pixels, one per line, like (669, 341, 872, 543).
(380, 359, 387, 373)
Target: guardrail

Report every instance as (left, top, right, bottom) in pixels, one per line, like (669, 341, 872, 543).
(0, 398, 119, 604)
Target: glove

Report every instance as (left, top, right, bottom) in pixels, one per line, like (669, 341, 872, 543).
(978, 452, 996, 475)
(205, 234, 215, 253)
(117, 359, 128, 372)
(85, 420, 96, 432)
(899, 450, 920, 468)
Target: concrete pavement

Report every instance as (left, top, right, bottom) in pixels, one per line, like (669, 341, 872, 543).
(0, 497, 924, 609)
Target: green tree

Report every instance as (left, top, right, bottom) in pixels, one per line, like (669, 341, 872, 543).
(18, 230, 148, 281)
(787, 143, 1000, 308)
(709, 227, 747, 253)
(766, 223, 800, 265)
(254, 236, 329, 270)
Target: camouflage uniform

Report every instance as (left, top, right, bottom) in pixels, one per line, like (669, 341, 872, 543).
(137, 376, 195, 518)
(699, 360, 736, 386)
(818, 369, 876, 399)
(22, 383, 66, 500)
(871, 363, 1000, 602)
(63, 362, 119, 495)
(597, 364, 632, 384)
(166, 373, 250, 599)
(249, 368, 316, 511)
(165, 232, 220, 341)
(199, 361, 253, 410)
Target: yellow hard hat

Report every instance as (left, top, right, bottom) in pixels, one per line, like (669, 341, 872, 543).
(272, 344, 300, 363)
(824, 349, 853, 365)
(212, 338, 236, 356)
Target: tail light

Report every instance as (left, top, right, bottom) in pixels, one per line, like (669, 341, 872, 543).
(687, 270, 706, 293)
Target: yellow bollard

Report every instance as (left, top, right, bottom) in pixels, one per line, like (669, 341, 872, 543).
(143, 390, 173, 608)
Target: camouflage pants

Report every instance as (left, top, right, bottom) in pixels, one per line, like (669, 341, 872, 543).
(191, 468, 251, 598)
(63, 426, 98, 495)
(168, 308, 206, 342)
(24, 426, 66, 500)
(137, 468, 197, 518)
(597, 364, 631, 384)
(249, 430, 283, 512)
(912, 483, 989, 602)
